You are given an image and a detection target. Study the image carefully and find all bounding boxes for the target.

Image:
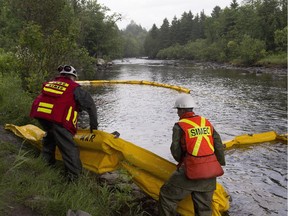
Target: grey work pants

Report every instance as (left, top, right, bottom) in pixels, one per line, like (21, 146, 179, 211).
(38, 119, 82, 180)
(159, 181, 214, 216)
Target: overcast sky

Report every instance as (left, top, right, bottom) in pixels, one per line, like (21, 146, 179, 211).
(97, 0, 233, 30)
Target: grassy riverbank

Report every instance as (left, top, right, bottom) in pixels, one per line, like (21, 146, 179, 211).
(0, 129, 156, 216)
(255, 53, 287, 68)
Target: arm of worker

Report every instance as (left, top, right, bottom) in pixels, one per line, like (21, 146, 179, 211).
(213, 129, 226, 166)
(170, 123, 184, 163)
(74, 87, 99, 131)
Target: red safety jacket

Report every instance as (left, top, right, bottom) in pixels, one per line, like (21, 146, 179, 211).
(178, 112, 224, 179)
(30, 76, 80, 135)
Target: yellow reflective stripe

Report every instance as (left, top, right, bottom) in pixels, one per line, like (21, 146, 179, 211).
(179, 117, 214, 155)
(45, 83, 67, 91)
(179, 119, 199, 127)
(199, 117, 214, 152)
(204, 135, 214, 151)
(49, 81, 69, 87)
(43, 87, 64, 95)
(37, 107, 52, 114)
(192, 135, 203, 155)
(73, 111, 78, 127)
(66, 106, 72, 121)
(39, 102, 53, 108)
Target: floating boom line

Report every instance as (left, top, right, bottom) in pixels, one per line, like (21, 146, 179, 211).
(77, 80, 191, 94)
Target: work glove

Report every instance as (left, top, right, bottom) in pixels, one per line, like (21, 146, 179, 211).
(90, 126, 98, 133)
(111, 131, 120, 138)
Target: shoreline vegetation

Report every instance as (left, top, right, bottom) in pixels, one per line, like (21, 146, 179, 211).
(0, 126, 157, 216)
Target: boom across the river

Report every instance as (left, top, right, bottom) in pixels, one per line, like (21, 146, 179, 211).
(77, 80, 191, 93)
(4, 124, 287, 216)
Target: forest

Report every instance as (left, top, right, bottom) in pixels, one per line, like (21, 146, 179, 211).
(0, 0, 287, 125)
(0, 1, 287, 77)
(143, 0, 287, 66)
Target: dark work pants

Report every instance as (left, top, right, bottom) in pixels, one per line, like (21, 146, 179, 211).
(38, 119, 82, 180)
(159, 181, 214, 216)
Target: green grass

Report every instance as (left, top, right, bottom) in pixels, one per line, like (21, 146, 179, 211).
(256, 52, 287, 67)
(0, 141, 152, 216)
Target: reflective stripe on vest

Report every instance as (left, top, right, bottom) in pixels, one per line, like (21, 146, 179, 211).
(179, 117, 214, 155)
(66, 106, 78, 128)
(36, 102, 54, 114)
(43, 82, 69, 95)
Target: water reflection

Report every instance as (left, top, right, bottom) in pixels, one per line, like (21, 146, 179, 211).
(80, 59, 287, 215)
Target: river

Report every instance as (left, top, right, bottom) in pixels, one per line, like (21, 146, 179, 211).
(80, 58, 287, 216)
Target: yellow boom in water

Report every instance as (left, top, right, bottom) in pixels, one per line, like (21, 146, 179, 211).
(77, 80, 191, 94)
(4, 124, 287, 215)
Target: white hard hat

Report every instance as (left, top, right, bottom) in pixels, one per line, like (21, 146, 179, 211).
(174, 94, 197, 108)
(58, 65, 78, 77)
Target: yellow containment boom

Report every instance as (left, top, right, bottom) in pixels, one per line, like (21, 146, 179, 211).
(5, 124, 228, 216)
(77, 80, 191, 94)
(4, 124, 287, 215)
(223, 131, 287, 149)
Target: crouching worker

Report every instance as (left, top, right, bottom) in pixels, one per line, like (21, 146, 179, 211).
(158, 95, 226, 216)
(30, 65, 98, 181)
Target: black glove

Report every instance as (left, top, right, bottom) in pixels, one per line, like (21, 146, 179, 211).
(111, 131, 120, 138)
(90, 126, 98, 133)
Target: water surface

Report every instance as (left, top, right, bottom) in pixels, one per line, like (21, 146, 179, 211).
(80, 58, 287, 215)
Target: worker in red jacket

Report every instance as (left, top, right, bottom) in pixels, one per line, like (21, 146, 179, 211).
(158, 94, 226, 216)
(30, 65, 98, 181)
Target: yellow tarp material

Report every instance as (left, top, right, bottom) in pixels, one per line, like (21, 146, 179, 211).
(77, 80, 191, 94)
(5, 124, 229, 216)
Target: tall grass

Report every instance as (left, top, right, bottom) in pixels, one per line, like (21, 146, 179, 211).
(0, 74, 34, 126)
(256, 52, 287, 67)
(0, 141, 150, 216)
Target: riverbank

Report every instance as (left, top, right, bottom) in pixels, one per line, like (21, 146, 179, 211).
(192, 61, 287, 75)
(0, 125, 158, 216)
(119, 57, 287, 75)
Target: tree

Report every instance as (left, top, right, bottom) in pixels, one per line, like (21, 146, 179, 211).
(170, 16, 181, 45)
(77, 0, 122, 58)
(121, 21, 147, 57)
(144, 24, 160, 58)
(178, 11, 194, 44)
(159, 18, 171, 49)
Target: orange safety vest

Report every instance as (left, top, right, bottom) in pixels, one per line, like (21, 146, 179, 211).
(178, 112, 224, 179)
(30, 76, 80, 135)
(178, 114, 215, 156)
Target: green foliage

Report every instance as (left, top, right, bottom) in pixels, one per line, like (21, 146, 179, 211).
(121, 21, 148, 57)
(0, 74, 33, 126)
(0, 50, 20, 75)
(256, 52, 287, 67)
(236, 35, 266, 65)
(144, 0, 287, 66)
(0, 0, 123, 89)
(274, 26, 287, 52)
(0, 142, 147, 216)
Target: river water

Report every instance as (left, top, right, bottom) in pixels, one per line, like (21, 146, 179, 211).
(81, 58, 287, 215)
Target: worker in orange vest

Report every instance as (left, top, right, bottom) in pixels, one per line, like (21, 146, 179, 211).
(159, 94, 226, 216)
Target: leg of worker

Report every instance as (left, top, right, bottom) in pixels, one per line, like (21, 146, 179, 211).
(42, 131, 57, 166)
(159, 181, 191, 216)
(53, 124, 82, 179)
(38, 120, 57, 166)
(191, 190, 214, 216)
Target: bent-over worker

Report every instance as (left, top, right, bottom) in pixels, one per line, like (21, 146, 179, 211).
(30, 65, 98, 181)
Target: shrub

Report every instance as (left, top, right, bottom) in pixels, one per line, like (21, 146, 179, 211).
(0, 73, 33, 125)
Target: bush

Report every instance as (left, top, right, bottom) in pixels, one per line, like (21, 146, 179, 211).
(236, 35, 266, 65)
(0, 73, 33, 125)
